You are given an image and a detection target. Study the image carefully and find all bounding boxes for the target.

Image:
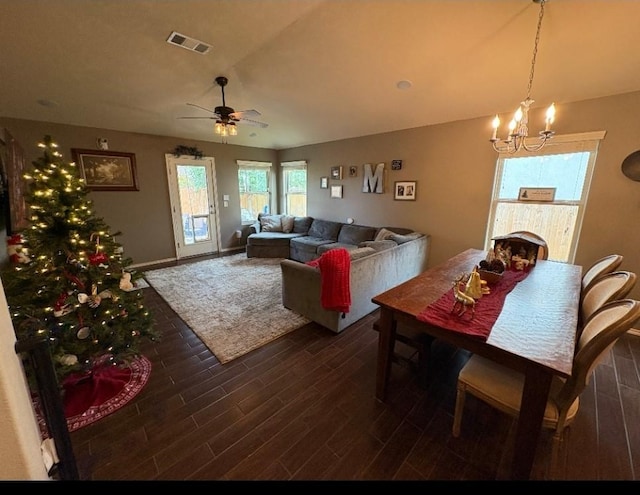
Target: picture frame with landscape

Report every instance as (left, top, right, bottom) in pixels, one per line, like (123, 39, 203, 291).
(71, 149, 139, 191)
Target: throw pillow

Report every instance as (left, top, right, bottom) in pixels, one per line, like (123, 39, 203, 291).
(281, 215, 295, 233)
(359, 240, 398, 252)
(389, 232, 423, 244)
(349, 247, 377, 260)
(260, 215, 283, 232)
(374, 228, 396, 241)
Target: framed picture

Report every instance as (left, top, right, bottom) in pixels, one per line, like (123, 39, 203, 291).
(394, 181, 416, 201)
(518, 187, 556, 202)
(330, 166, 343, 180)
(4, 129, 29, 233)
(348, 165, 357, 178)
(71, 149, 139, 191)
(320, 176, 328, 189)
(331, 185, 343, 199)
(391, 159, 403, 170)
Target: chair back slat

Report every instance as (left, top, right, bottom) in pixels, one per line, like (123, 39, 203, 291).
(556, 299, 640, 409)
(580, 271, 636, 325)
(582, 254, 624, 294)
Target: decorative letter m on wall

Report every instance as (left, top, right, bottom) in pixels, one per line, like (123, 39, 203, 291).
(362, 163, 384, 193)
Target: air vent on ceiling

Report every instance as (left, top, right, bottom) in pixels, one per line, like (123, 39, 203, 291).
(166, 31, 211, 54)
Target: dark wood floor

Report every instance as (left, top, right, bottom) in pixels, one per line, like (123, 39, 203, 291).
(68, 279, 640, 480)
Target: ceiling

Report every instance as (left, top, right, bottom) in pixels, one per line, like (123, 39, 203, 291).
(3, 0, 640, 150)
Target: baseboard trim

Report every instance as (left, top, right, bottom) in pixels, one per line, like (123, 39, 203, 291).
(130, 257, 176, 270)
(129, 247, 246, 272)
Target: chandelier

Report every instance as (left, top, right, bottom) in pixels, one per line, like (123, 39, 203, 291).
(490, 0, 555, 154)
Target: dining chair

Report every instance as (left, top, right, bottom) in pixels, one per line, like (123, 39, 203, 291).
(452, 298, 640, 468)
(507, 230, 549, 261)
(581, 254, 624, 295)
(579, 270, 636, 330)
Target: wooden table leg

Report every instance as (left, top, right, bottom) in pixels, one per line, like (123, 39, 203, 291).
(375, 308, 396, 401)
(510, 366, 552, 480)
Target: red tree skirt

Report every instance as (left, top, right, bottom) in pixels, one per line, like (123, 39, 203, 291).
(35, 355, 152, 436)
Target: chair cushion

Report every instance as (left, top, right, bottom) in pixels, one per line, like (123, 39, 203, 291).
(459, 354, 579, 426)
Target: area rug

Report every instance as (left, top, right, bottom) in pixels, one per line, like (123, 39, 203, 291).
(35, 355, 152, 436)
(144, 253, 310, 363)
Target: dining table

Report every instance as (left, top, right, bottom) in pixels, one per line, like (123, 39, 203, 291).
(372, 247, 582, 480)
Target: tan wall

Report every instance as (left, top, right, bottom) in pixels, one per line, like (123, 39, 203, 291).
(2, 90, 640, 478)
(279, 90, 640, 300)
(0, 119, 278, 264)
(2, 90, 640, 303)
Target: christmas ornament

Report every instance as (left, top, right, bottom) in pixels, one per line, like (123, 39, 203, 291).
(119, 271, 134, 291)
(7, 234, 29, 263)
(77, 327, 91, 339)
(89, 252, 108, 265)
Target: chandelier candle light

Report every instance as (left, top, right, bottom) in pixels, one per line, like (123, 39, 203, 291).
(491, 0, 555, 154)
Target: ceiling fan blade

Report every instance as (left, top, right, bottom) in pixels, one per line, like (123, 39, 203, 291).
(230, 109, 261, 119)
(186, 102, 217, 114)
(238, 118, 269, 128)
(177, 116, 216, 120)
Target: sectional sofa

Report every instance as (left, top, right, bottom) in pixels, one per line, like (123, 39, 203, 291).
(246, 213, 430, 332)
(247, 213, 423, 263)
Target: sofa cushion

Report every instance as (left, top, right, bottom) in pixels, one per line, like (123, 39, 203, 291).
(317, 242, 359, 256)
(389, 232, 424, 244)
(337, 224, 377, 245)
(293, 216, 313, 234)
(348, 247, 376, 260)
(290, 236, 336, 263)
(282, 215, 295, 233)
(260, 215, 283, 232)
(374, 228, 397, 241)
(248, 232, 305, 246)
(359, 240, 398, 252)
(308, 219, 342, 241)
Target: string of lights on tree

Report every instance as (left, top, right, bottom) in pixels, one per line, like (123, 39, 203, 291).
(1, 135, 159, 382)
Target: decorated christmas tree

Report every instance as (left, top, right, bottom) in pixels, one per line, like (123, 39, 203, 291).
(1, 135, 159, 383)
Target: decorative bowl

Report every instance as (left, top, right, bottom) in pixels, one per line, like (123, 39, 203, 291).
(478, 268, 503, 285)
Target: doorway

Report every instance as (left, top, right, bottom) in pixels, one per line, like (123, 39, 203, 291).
(165, 154, 220, 259)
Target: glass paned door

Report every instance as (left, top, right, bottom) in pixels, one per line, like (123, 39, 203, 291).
(165, 154, 219, 259)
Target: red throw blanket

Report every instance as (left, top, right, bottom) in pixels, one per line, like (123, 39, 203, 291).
(417, 269, 529, 340)
(307, 248, 351, 313)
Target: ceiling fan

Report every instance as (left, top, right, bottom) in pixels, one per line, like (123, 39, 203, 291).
(179, 76, 268, 137)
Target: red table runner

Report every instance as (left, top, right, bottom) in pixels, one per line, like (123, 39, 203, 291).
(417, 269, 530, 340)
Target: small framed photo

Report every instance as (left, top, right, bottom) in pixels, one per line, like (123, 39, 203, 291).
(71, 149, 139, 191)
(330, 166, 343, 180)
(320, 176, 328, 189)
(331, 185, 343, 199)
(348, 165, 357, 178)
(391, 159, 403, 170)
(518, 187, 556, 202)
(394, 181, 416, 201)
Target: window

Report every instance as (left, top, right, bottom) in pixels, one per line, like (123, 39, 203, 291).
(281, 160, 307, 216)
(485, 131, 606, 263)
(237, 160, 272, 224)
